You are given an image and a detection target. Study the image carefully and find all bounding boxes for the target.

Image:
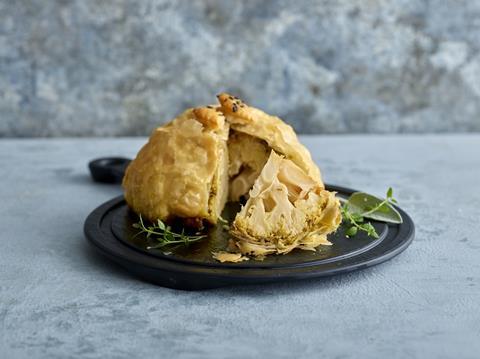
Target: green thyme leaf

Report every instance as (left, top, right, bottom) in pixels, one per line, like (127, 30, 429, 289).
(157, 219, 165, 230)
(346, 226, 358, 237)
(387, 187, 393, 199)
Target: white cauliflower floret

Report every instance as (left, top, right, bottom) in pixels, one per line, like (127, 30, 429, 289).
(230, 151, 341, 257)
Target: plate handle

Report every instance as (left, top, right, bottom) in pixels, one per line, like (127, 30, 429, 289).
(88, 157, 131, 184)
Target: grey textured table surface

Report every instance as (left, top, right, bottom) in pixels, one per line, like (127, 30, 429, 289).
(0, 135, 479, 359)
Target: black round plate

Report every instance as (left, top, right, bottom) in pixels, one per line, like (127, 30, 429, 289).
(84, 185, 415, 290)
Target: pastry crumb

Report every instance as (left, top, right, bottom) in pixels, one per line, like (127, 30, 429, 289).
(212, 251, 249, 263)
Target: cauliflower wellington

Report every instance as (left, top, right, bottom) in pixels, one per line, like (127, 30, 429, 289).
(123, 93, 342, 262)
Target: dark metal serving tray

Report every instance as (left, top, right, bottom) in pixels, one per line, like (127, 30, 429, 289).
(84, 184, 415, 290)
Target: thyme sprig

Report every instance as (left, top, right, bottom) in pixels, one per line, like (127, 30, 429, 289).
(341, 187, 402, 238)
(132, 215, 207, 249)
(341, 205, 379, 238)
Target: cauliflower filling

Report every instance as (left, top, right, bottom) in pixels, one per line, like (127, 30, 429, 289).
(230, 151, 341, 258)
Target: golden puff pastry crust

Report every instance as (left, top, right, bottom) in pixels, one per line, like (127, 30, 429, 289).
(122, 107, 229, 226)
(217, 93, 323, 185)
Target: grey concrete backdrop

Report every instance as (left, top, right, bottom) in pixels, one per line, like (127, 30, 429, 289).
(1, 0, 480, 137)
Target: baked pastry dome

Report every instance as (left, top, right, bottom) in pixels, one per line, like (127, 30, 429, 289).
(122, 93, 341, 261)
(230, 151, 341, 257)
(122, 107, 229, 226)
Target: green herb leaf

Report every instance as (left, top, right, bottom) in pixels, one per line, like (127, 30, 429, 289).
(387, 187, 393, 198)
(362, 222, 379, 238)
(157, 219, 165, 230)
(340, 187, 402, 239)
(346, 226, 358, 237)
(164, 232, 174, 242)
(347, 192, 402, 224)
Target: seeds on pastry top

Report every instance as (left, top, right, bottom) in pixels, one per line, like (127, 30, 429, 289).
(217, 92, 323, 186)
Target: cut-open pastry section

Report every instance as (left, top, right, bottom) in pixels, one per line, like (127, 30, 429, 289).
(227, 130, 270, 201)
(217, 93, 322, 184)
